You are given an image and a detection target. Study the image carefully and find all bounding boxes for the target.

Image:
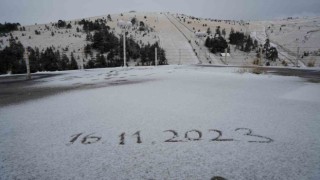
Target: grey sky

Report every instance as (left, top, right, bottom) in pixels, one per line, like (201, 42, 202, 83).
(1, 0, 319, 25)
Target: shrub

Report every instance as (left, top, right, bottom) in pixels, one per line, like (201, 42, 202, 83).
(66, 23, 72, 29)
(282, 60, 288, 66)
(252, 58, 260, 65)
(307, 59, 315, 67)
(251, 67, 265, 74)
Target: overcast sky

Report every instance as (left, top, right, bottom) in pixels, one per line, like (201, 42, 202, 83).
(1, 0, 320, 25)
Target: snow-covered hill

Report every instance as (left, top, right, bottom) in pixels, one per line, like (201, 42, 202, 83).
(251, 17, 320, 67)
(1, 12, 319, 67)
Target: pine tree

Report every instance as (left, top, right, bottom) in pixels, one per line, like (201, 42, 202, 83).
(0, 38, 25, 74)
(222, 28, 226, 38)
(28, 48, 40, 72)
(215, 26, 221, 37)
(86, 60, 95, 69)
(66, 23, 72, 29)
(207, 27, 211, 35)
(210, 37, 227, 54)
(205, 37, 211, 47)
(107, 14, 112, 21)
(131, 18, 137, 26)
(266, 47, 278, 61)
(95, 54, 107, 67)
(69, 52, 78, 70)
(60, 54, 69, 70)
(244, 36, 253, 52)
(254, 39, 258, 49)
(264, 39, 270, 50)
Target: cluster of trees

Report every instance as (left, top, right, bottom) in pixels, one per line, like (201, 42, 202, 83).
(0, 36, 81, 74)
(79, 19, 108, 32)
(140, 43, 167, 66)
(27, 47, 78, 72)
(0, 38, 25, 74)
(229, 29, 258, 52)
(0, 23, 20, 33)
(90, 28, 118, 53)
(85, 33, 167, 68)
(81, 19, 166, 67)
(205, 36, 228, 53)
(0, 17, 168, 74)
(85, 53, 123, 68)
(35, 30, 41, 35)
(204, 27, 265, 55)
(55, 20, 72, 29)
(204, 27, 228, 53)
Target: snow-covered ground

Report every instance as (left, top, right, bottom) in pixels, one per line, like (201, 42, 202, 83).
(251, 17, 320, 67)
(1, 65, 320, 179)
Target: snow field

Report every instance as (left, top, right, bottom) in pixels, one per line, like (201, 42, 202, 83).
(1, 65, 320, 179)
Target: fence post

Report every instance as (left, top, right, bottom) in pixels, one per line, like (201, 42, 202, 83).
(179, 49, 181, 65)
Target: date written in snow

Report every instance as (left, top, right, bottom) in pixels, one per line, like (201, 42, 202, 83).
(66, 128, 273, 146)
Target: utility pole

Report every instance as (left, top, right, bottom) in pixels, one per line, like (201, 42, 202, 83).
(296, 46, 300, 67)
(225, 48, 228, 65)
(260, 46, 263, 66)
(198, 39, 201, 61)
(155, 47, 157, 66)
(117, 20, 132, 67)
(123, 31, 126, 67)
(81, 57, 84, 70)
(24, 49, 31, 80)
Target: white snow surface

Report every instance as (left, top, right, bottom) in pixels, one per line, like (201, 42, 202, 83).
(0, 65, 320, 180)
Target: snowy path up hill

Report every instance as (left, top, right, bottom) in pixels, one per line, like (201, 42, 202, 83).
(155, 13, 199, 65)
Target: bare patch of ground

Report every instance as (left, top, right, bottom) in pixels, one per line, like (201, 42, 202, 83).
(265, 67, 320, 83)
(0, 74, 154, 107)
(198, 65, 320, 83)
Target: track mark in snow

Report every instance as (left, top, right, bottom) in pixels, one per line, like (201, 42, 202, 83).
(145, 73, 156, 76)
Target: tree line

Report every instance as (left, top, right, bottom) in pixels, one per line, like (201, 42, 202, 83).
(0, 18, 168, 74)
(0, 37, 25, 74)
(0, 37, 80, 74)
(79, 19, 108, 32)
(54, 20, 72, 29)
(0, 23, 20, 33)
(27, 47, 78, 72)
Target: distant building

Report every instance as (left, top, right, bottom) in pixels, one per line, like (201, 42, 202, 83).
(220, 53, 230, 57)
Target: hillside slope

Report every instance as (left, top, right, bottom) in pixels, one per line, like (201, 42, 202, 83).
(0, 12, 319, 68)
